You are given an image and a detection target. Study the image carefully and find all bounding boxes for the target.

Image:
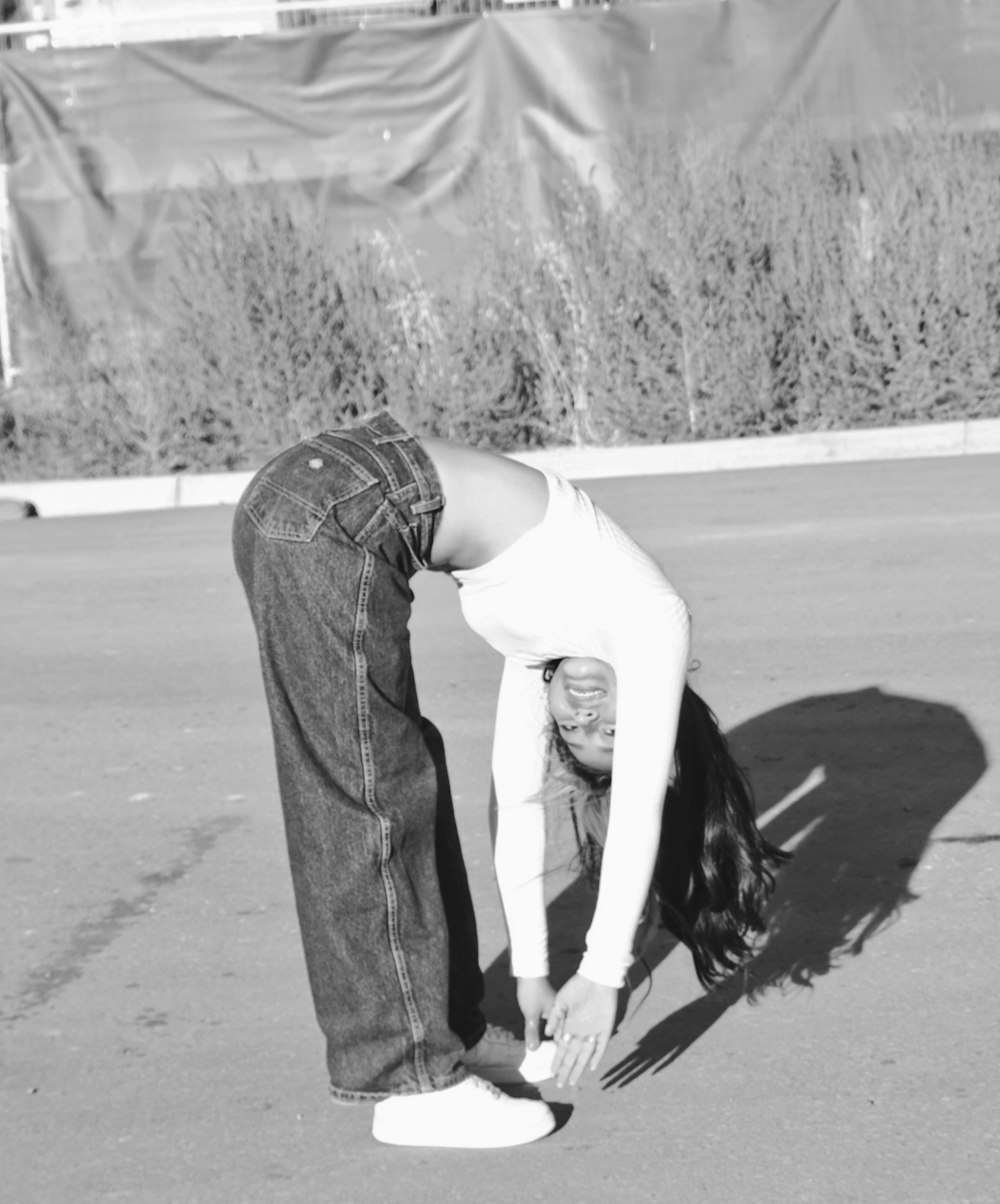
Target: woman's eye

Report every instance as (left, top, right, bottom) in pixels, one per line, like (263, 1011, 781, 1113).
(559, 723, 577, 733)
(603, 728, 616, 738)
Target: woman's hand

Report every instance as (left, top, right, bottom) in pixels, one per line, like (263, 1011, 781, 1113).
(545, 974, 618, 1087)
(516, 976, 557, 1051)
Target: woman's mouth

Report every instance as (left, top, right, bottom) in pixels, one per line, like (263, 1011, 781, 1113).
(567, 685, 606, 701)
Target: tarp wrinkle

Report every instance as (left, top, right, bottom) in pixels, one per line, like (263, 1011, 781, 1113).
(0, 0, 998, 319)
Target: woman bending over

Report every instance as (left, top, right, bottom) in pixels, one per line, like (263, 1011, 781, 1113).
(232, 412, 785, 1150)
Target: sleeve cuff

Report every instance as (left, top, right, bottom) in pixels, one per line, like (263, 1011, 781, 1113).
(578, 950, 631, 990)
(509, 956, 550, 980)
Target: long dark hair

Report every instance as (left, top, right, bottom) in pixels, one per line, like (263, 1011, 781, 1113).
(543, 667, 790, 989)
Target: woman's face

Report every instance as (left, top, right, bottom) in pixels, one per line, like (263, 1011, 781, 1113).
(546, 657, 617, 774)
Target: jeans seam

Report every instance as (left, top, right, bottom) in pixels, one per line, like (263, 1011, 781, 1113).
(255, 477, 326, 520)
(386, 438, 443, 566)
(353, 548, 432, 1091)
(355, 432, 403, 495)
(326, 416, 443, 567)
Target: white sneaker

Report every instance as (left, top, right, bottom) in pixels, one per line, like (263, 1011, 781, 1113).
(462, 1025, 557, 1085)
(371, 1075, 556, 1148)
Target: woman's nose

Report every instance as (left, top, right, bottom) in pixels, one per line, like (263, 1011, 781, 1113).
(573, 706, 597, 724)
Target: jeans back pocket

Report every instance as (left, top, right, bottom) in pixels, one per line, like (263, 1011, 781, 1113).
(242, 439, 378, 543)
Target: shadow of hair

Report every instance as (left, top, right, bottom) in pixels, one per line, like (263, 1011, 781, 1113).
(481, 686, 987, 1088)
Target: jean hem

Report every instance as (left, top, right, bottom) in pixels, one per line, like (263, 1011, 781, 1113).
(329, 1066, 470, 1105)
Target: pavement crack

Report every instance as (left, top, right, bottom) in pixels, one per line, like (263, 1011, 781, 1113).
(2, 815, 245, 1024)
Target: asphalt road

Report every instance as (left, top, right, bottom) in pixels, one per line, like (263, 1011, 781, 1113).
(1, 455, 997, 1203)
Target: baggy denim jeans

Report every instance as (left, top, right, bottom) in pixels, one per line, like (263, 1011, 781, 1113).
(232, 413, 486, 1101)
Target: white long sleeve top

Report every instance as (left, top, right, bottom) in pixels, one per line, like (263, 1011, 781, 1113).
(451, 470, 690, 988)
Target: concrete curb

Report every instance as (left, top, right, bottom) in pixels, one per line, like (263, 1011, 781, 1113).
(1, 417, 998, 519)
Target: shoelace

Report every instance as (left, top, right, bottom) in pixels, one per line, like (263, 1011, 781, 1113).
(479, 1024, 519, 1047)
(467, 1074, 504, 1100)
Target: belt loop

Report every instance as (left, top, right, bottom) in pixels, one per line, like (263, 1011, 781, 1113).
(411, 497, 443, 516)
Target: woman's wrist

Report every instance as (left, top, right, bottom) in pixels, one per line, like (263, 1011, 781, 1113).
(577, 950, 629, 990)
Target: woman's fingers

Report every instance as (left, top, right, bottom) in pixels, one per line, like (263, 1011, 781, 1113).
(551, 1032, 573, 1084)
(592, 1029, 610, 1071)
(553, 1032, 599, 1088)
(546, 975, 616, 1084)
(544, 998, 567, 1040)
(517, 976, 557, 1049)
(550, 1021, 612, 1086)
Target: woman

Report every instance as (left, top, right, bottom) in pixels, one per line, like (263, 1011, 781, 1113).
(232, 412, 784, 1149)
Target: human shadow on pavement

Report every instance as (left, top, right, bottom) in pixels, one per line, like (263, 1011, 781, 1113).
(480, 687, 988, 1089)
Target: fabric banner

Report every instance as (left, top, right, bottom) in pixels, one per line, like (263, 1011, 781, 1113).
(2, 0, 1000, 322)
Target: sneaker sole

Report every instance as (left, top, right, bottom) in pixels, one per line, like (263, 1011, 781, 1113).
(372, 1108, 556, 1149)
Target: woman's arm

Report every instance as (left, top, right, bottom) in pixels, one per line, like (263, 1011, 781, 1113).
(549, 595, 690, 1085)
(579, 593, 691, 988)
(490, 657, 550, 979)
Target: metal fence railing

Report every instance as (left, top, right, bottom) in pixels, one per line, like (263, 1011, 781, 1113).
(0, 0, 619, 51)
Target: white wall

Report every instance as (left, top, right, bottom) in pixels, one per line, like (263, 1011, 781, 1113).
(48, 0, 278, 46)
